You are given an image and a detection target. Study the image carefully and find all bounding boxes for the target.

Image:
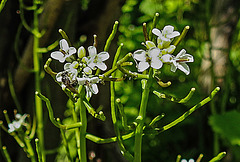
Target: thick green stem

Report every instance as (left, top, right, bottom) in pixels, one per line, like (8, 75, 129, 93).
(134, 69, 153, 162)
(76, 86, 87, 162)
(32, 0, 45, 160)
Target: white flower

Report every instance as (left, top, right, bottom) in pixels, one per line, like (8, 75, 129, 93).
(133, 47, 163, 72)
(51, 39, 76, 63)
(8, 114, 28, 133)
(85, 46, 109, 71)
(77, 76, 100, 98)
(161, 49, 194, 75)
(152, 25, 180, 48)
(181, 159, 194, 162)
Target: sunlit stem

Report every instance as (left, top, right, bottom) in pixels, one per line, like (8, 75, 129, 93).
(0, 0, 7, 13)
(149, 13, 159, 41)
(93, 34, 97, 47)
(8, 71, 22, 113)
(36, 91, 82, 130)
(2, 146, 12, 162)
(32, 0, 45, 160)
(155, 76, 171, 87)
(86, 132, 135, 144)
(116, 98, 129, 130)
(27, 115, 36, 140)
(83, 99, 106, 121)
(56, 118, 72, 161)
(176, 155, 181, 162)
(3, 110, 11, 124)
(24, 137, 36, 162)
(111, 59, 134, 161)
(35, 138, 42, 162)
(196, 153, 204, 162)
(44, 58, 57, 76)
(37, 41, 59, 53)
(134, 68, 153, 162)
(0, 121, 8, 132)
(209, 152, 226, 162)
(77, 86, 87, 162)
(59, 29, 72, 46)
(104, 21, 119, 52)
(179, 88, 196, 103)
(173, 26, 190, 46)
(143, 23, 148, 41)
(159, 87, 220, 133)
(148, 113, 165, 127)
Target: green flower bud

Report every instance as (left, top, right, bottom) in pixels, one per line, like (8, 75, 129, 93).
(78, 46, 86, 58)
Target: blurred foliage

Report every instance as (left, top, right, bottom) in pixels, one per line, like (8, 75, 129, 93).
(209, 110, 240, 146)
(116, 0, 240, 161)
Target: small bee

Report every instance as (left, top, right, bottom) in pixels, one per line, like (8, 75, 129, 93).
(61, 72, 78, 94)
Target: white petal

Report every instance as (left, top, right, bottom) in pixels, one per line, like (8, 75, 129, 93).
(176, 49, 186, 58)
(85, 86, 92, 98)
(187, 55, 194, 62)
(90, 77, 99, 84)
(51, 51, 65, 63)
(88, 46, 97, 57)
(152, 28, 161, 37)
(77, 78, 87, 85)
(96, 62, 107, 71)
(91, 84, 99, 94)
(60, 39, 69, 51)
(149, 47, 160, 58)
(88, 62, 96, 69)
(56, 72, 63, 82)
(64, 63, 71, 70)
(151, 59, 163, 69)
(68, 47, 76, 55)
(161, 54, 173, 63)
(146, 41, 156, 49)
(166, 45, 176, 54)
(171, 64, 177, 72)
(168, 31, 180, 38)
(98, 52, 110, 61)
(178, 63, 190, 75)
(138, 61, 149, 72)
(83, 67, 92, 74)
(163, 25, 174, 33)
(133, 50, 146, 61)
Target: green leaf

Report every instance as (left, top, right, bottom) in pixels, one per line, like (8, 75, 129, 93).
(209, 110, 240, 146)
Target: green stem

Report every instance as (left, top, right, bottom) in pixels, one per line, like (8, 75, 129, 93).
(104, 21, 119, 52)
(134, 69, 153, 162)
(32, 0, 45, 160)
(35, 139, 42, 162)
(36, 91, 82, 130)
(77, 86, 87, 162)
(2, 146, 12, 162)
(0, 0, 7, 13)
(209, 152, 226, 162)
(24, 137, 36, 162)
(159, 87, 220, 133)
(86, 132, 135, 144)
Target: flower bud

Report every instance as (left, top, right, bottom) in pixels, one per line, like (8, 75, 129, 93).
(78, 46, 86, 58)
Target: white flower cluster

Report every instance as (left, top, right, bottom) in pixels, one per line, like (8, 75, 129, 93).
(51, 39, 109, 98)
(133, 25, 194, 75)
(8, 113, 28, 133)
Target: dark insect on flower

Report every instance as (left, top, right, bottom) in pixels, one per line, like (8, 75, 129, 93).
(61, 72, 78, 94)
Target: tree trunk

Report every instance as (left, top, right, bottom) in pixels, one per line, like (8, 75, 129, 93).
(198, 0, 240, 94)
